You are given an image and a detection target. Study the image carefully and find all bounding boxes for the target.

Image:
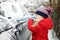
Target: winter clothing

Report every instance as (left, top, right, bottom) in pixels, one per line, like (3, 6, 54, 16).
(35, 8, 49, 18)
(45, 6, 53, 14)
(28, 18, 53, 40)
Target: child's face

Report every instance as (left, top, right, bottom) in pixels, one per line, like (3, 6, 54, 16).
(35, 14, 44, 19)
(34, 14, 44, 22)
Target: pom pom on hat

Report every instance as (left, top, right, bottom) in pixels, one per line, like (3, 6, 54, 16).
(45, 6, 53, 14)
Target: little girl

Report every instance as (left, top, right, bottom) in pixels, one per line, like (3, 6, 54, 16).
(28, 8, 53, 40)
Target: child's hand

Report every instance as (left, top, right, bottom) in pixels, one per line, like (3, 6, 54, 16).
(32, 18, 40, 27)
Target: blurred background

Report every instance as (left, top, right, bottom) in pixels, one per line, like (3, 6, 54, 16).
(0, 0, 60, 40)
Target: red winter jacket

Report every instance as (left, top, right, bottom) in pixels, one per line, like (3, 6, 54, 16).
(28, 18, 53, 40)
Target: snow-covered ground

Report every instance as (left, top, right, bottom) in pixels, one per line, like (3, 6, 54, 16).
(48, 29, 59, 40)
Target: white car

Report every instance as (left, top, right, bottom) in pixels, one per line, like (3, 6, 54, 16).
(0, 2, 32, 40)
